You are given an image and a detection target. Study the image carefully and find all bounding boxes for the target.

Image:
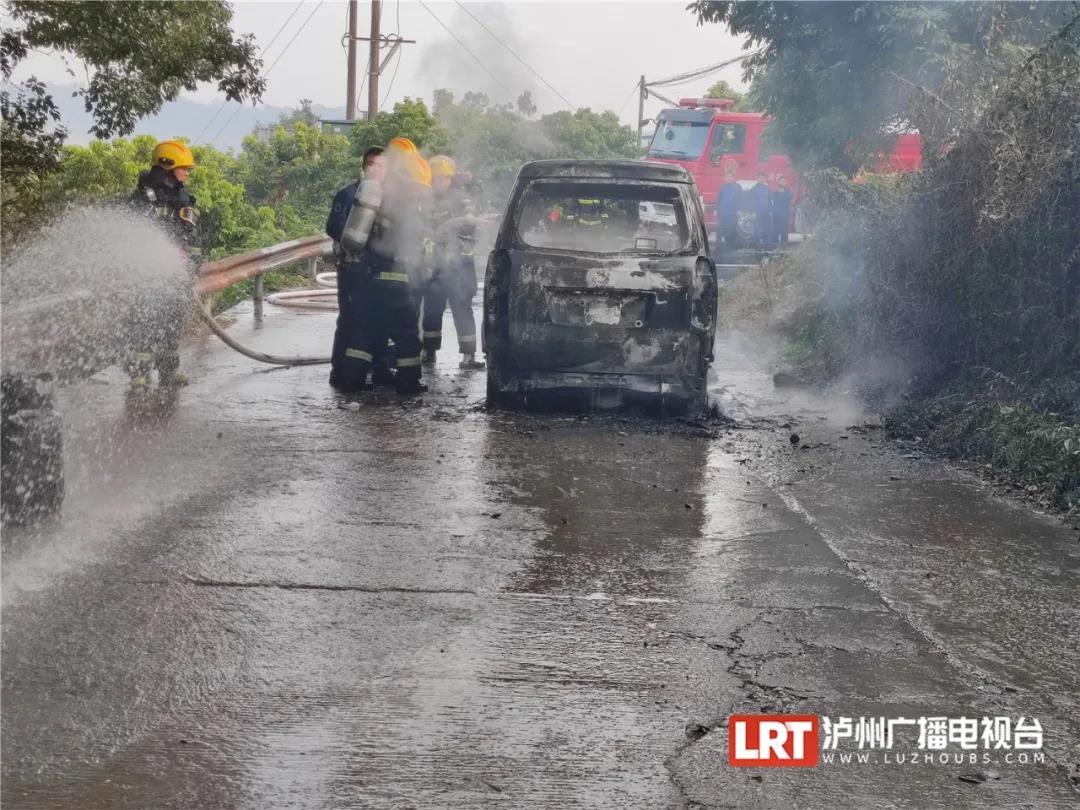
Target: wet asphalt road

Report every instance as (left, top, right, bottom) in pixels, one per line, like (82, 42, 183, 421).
(3, 301, 1079, 809)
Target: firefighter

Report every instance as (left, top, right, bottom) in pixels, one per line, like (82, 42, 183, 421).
(418, 155, 484, 369)
(333, 144, 429, 395)
(771, 175, 793, 246)
(126, 140, 201, 388)
(714, 167, 742, 258)
(567, 198, 609, 229)
(750, 171, 772, 249)
(326, 145, 392, 390)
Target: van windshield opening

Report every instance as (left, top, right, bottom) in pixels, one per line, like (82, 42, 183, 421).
(515, 181, 691, 255)
(647, 119, 709, 160)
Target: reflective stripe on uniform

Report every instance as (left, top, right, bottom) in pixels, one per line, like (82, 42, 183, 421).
(422, 330, 442, 338)
(459, 335, 477, 347)
(345, 348, 373, 361)
(396, 355, 422, 367)
(133, 352, 153, 361)
(377, 272, 409, 283)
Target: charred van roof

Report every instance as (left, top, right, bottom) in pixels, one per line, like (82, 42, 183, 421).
(517, 160, 694, 184)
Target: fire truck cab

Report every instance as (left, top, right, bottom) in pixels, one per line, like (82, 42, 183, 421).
(645, 97, 922, 233)
(646, 98, 789, 229)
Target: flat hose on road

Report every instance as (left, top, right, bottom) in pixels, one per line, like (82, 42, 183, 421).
(265, 288, 339, 311)
(195, 294, 331, 367)
(262, 271, 339, 311)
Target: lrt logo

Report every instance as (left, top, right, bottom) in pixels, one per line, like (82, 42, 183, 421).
(728, 715, 820, 767)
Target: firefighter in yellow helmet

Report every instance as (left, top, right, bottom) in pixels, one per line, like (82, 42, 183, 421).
(332, 143, 430, 394)
(124, 139, 201, 388)
(417, 154, 484, 369)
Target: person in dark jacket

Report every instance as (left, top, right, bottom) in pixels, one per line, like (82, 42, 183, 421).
(750, 171, 772, 249)
(771, 175, 794, 246)
(325, 146, 391, 389)
(330, 141, 429, 395)
(417, 155, 484, 370)
(126, 140, 201, 388)
(714, 167, 742, 258)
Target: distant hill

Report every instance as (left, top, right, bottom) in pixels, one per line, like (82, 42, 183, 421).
(48, 85, 348, 151)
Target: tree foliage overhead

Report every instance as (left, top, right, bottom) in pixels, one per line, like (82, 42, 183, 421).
(703, 79, 753, 112)
(1, 0, 264, 177)
(351, 91, 637, 205)
(239, 117, 361, 237)
(347, 98, 452, 155)
(689, 1, 1075, 172)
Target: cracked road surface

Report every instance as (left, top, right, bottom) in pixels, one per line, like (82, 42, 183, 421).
(3, 302, 1078, 808)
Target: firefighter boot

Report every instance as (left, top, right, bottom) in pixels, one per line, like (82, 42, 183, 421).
(126, 350, 153, 388)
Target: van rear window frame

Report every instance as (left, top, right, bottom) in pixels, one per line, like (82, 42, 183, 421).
(510, 179, 695, 257)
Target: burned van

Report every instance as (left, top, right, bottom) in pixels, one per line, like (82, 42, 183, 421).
(483, 160, 717, 415)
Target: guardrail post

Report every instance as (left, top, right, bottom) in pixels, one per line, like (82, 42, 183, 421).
(308, 256, 318, 281)
(253, 272, 265, 321)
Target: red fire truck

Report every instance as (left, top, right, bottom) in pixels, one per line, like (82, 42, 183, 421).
(644, 97, 922, 232)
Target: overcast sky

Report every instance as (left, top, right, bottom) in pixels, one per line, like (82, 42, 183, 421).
(12, 0, 749, 135)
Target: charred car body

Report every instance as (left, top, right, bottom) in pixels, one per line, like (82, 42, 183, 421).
(483, 160, 718, 415)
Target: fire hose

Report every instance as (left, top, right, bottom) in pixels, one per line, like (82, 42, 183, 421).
(194, 218, 491, 366)
(193, 235, 335, 367)
(194, 293, 331, 366)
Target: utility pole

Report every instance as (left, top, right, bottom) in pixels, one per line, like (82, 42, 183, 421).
(367, 0, 381, 120)
(344, 1, 414, 120)
(637, 74, 646, 153)
(346, 0, 358, 120)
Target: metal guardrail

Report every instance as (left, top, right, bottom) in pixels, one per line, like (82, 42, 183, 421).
(193, 234, 332, 298)
(191, 233, 336, 365)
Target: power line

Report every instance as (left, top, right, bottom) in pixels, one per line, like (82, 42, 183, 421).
(262, 1, 327, 79)
(210, 0, 326, 146)
(259, 0, 308, 60)
(195, 0, 306, 142)
(416, 0, 514, 98)
(618, 79, 641, 116)
(451, 0, 574, 109)
(380, 45, 402, 111)
(647, 50, 762, 89)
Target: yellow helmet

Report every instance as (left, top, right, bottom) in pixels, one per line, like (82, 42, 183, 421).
(386, 136, 418, 155)
(428, 155, 456, 178)
(152, 140, 195, 171)
(410, 156, 433, 188)
(392, 154, 431, 188)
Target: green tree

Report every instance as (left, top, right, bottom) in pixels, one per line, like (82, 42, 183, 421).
(689, 1, 1073, 172)
(705, 79, 739, 103)
(516, 90, 537, 118)
(16, 137, 280, 258)
(348, 98, 450, 155)
(252, 98, 322, 139)
(539, 108, 637, 160)
(239, 120, 360, 236)
(427, 90, 638, 206)
(704, 78, 756, 112)
(2, 1, 263, 168)
(1, 0, 264, 247)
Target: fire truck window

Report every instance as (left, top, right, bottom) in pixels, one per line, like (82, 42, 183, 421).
(710, 124, 746, 163)
(647, 120, 710, 160)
